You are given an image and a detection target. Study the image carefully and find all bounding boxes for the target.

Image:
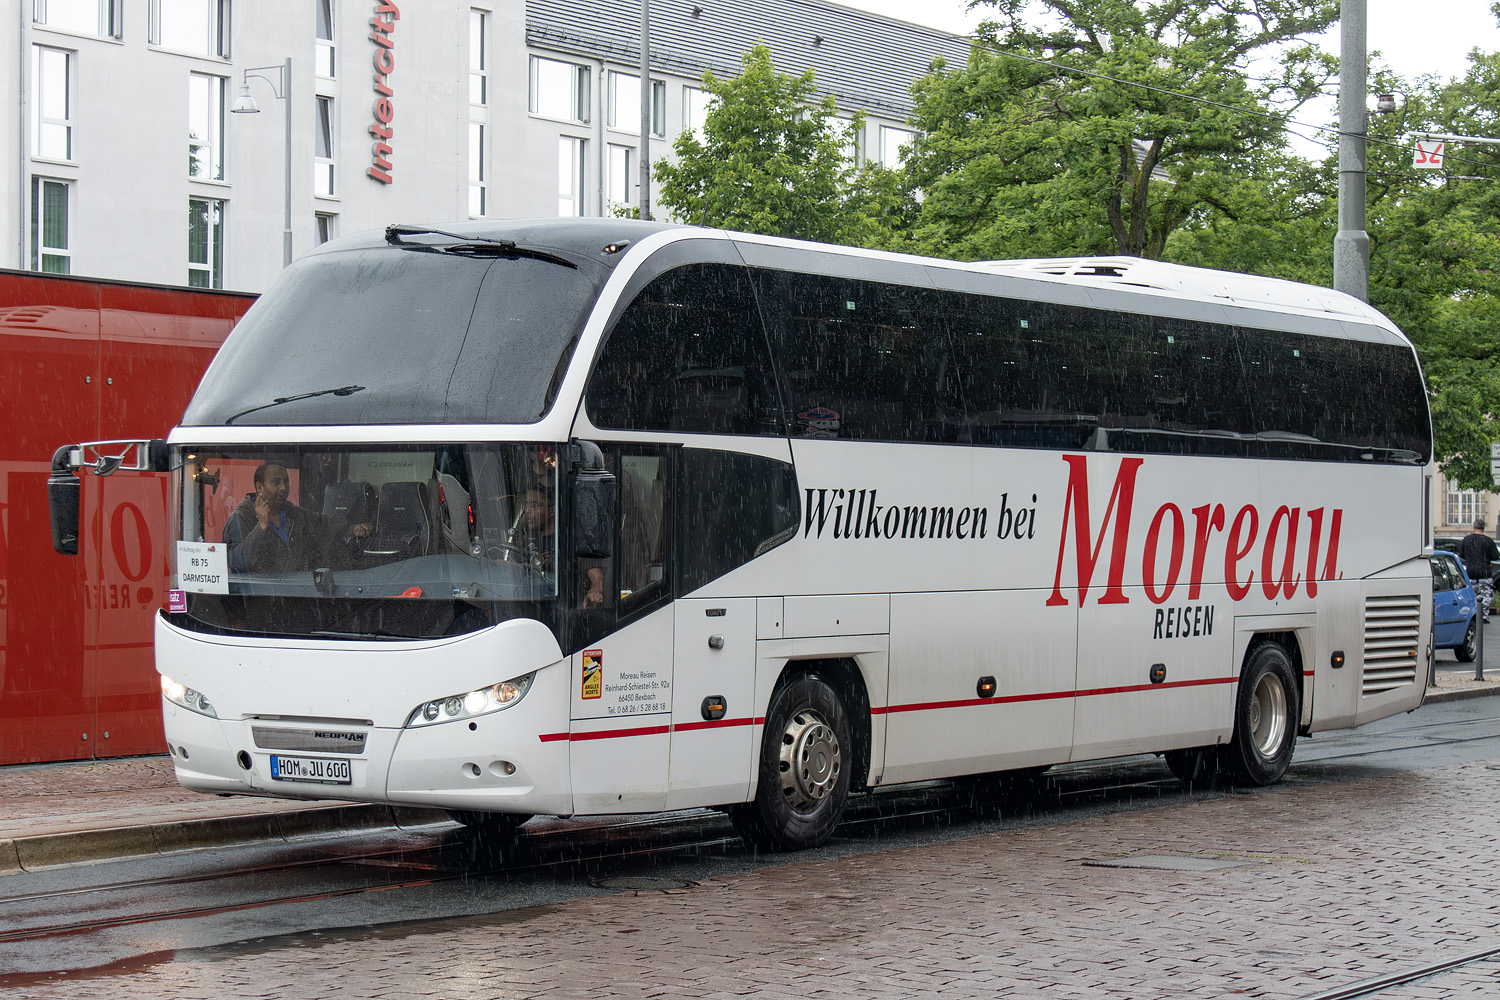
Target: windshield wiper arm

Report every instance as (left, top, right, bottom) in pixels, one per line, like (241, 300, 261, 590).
(383, 224, 577, 268)
(224, 385, 366, 424)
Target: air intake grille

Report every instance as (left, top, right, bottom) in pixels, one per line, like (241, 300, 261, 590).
(1363, 595, 1422, 695)
(252, 726, 366, 754)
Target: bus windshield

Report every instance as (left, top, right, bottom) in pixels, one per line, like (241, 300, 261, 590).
(179, 244, 607, 427)
(172, 444, 563, 639)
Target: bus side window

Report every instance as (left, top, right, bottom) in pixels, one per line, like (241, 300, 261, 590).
(586, 263, 783, 437)
(756, 269, 963, 443)
(675, 450, 798, 595)
(618, 453, 667, 613)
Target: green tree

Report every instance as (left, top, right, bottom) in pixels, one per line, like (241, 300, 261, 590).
(653, 45, 904, 245)
(902, 0, 1338, 262)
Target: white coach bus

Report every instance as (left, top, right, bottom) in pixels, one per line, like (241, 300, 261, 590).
(49, 220, 1434, 850)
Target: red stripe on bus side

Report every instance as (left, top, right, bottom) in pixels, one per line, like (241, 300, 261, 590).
(672, 717, 758, 733)
(873, 675, 1239, 716)
(540, 716, 768, 743)
(543, 674, 1251, 741)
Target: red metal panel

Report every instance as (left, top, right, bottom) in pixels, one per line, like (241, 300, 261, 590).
(0, 273, 101, 763)
(0, 271, 253, 764)
(94, 284, 247, 757)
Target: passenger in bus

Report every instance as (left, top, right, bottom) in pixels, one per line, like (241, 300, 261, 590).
(223, 463, 372, 573)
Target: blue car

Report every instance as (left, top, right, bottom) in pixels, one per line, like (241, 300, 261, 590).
(1432, 551, 1479, 663)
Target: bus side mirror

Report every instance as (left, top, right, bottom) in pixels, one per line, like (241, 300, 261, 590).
(573, 468, 615, 558)
(48, 445, 81, 556)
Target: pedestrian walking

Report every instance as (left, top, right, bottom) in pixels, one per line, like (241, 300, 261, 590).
(1458, 518, 1499, 623)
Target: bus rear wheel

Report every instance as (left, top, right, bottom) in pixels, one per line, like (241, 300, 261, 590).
(1220, 642, 1299, 786)
(730, 675, 852, 852)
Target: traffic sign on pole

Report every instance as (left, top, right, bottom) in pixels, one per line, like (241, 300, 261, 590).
(1414, 139, 1446, 168)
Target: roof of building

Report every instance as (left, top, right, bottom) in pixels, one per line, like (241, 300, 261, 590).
(525, 0, 972, 118)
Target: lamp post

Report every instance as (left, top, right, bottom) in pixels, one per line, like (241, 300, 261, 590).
(230, 58, 293, 269)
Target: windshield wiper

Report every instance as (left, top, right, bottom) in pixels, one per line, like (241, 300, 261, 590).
(384, 224, 577, 268)
(224, 385, 366, 424)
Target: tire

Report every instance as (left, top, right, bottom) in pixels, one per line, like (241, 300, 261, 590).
(447, 810, 532, 840)
(1164, 747, 1218, 787)
(1456, 618, 1478, 663)
(730, 675, 852, 852)
(1220, 642, 1299, 786)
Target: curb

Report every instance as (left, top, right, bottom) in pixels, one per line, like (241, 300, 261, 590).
(1426, 684, 1500, 704)
(0, 804, 450, 874)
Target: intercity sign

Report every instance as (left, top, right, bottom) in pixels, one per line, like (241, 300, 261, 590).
(368, 2, 399, 184)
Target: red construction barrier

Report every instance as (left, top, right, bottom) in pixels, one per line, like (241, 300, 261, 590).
(0, 270, 254, 764)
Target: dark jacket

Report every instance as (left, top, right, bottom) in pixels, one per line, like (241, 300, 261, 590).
(223, 494, 343, 573)
(1457, 532, 1499, 583)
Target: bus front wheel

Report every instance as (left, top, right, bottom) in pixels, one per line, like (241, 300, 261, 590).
(1220, 643, 1299, 786)
(730, 674, 852, 852)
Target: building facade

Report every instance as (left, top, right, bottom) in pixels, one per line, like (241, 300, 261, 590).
(4, 0, 967, 293)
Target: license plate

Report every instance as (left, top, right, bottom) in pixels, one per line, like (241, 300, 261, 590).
(269, 754, 353, 785)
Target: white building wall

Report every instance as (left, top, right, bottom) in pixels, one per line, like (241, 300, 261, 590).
(6, 0, 941, 293)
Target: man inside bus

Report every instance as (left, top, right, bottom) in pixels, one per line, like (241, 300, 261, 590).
(519, 485, 605, 607)
(223, 462, 372, 574)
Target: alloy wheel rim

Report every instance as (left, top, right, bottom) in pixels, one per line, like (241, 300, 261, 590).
(778, 708, 842, 812)
(1249, 672, 1288, 759)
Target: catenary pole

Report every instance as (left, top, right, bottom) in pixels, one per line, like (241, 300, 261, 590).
(1333, 0, 1369, 302)
(639, 0, 651, 221)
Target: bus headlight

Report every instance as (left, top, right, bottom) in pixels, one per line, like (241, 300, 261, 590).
(406, 672, 535, 728)
(160, 674, 218, 718)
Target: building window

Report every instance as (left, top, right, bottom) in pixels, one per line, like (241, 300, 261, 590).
(682, 85, 713, 142)
(33, 0, 122, 37)
(530, 57, 589, 124)
(839, 119, 864, 166)
(608, 71, 664, 135)
(315, 0, 335, 78)
(878, 125, 917, 170)
(1447, 486, 1488, 528)
(31, 177, 71, 274)
(188, 72, 225, 180)
(469, 9, 488, 105)
(608, 144, 635, 209)
(32, 46, 73, 161)
(469, 122, 487, 217)
(558, 136, 585, 217)
(314, 96, 335, 196)
(188, 197, 223, 288)
(153, 0, 230, 58)
(315, 212, 336, 246)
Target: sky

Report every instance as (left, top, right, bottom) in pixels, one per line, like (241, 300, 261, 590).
(839, 0, 1500, 157)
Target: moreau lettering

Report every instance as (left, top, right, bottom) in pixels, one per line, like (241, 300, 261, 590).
(801, 456, 1344, 615)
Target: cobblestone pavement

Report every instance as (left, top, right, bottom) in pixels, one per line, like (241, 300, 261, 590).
(7, 754, 1500, 1000)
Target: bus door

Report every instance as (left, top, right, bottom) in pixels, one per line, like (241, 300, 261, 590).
(666, 597, 757, 809)
(567, 449, 675, 815)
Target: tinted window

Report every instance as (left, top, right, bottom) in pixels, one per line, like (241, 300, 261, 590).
(676, 449, 798, 594)
(587, 263, 783, 436)
(1238, 329, 1429, 462)
(754, 270, 965, 442)
(183, 248, 605, 426)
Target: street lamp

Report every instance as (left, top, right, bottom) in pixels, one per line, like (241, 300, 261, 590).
(229, 58, 293, 269)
